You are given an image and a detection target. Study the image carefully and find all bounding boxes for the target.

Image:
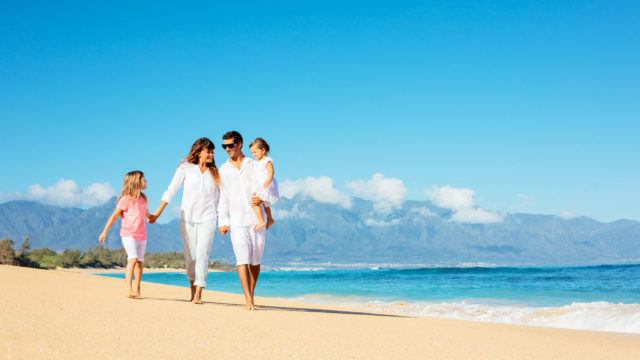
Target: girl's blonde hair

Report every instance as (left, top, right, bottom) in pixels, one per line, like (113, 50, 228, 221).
(182, 137, 220, 184)
(119, 170, 147, 202)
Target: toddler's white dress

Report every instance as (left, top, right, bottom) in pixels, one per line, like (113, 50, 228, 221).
(252, 156, 279, 206)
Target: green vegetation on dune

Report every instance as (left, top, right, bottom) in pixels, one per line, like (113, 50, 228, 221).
(0, 238, 234, 271)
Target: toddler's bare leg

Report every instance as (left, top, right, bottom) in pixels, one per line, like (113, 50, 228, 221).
(253, 205, 266, 231)
(265, 206, 275, 229)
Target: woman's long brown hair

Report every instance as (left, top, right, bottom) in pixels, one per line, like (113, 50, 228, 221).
(182, 137, 220, 184)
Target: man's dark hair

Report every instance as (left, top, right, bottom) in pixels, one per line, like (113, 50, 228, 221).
(222, 131, 243, 144)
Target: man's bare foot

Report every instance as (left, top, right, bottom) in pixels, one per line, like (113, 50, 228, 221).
(266, 218, 275, 229)
(254, 221, 266, 231)
(190, 284, 196, 302)
(192, 286, 204, 304)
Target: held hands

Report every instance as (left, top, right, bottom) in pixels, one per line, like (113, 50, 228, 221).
(218, 226, 229, 235)
(251, 194, 262, 206)
(148, 213, 159, 224)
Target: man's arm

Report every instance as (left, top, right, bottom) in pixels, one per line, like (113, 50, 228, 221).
(217, 181, 230, 234)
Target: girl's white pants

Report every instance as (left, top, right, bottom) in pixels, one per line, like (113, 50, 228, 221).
(180, 220, 215, 288)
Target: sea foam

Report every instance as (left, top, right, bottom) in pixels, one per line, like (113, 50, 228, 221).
(297, 296, 640, 334)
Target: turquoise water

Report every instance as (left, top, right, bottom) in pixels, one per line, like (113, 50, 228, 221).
(101, 264, 640, 306)
(100, 264, 640, 333)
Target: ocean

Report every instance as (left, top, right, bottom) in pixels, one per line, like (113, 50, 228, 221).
(100, 263, 640, 334)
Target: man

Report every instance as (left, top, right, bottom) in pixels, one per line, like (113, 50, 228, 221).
(217, 130, 278, 310)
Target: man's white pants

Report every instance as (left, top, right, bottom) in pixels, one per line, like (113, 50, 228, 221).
(180, 220, 215, 287)
(230, 226, 266, 266)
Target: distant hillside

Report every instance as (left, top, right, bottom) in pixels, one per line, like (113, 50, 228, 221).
(1, 197, 639, 266)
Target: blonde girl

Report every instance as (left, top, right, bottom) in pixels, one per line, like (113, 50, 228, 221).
(99, 170, 151, 298)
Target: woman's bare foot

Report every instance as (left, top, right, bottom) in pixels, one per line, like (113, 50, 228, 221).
(127, 292, 137, 298)
(193, 297, 203, 305)
(266, 218, 275, 229)
(245, 303, 254, 310)
(254, 221, 266, 231)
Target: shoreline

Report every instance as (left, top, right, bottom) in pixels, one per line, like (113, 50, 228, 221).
(2, 265, 639, 359)
(57, 267, 226, 274)
(92, 268, 640, 335)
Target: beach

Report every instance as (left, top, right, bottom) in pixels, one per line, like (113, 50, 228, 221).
(1, 265, 639, 359)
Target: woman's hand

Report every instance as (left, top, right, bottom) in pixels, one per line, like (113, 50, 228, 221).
(150, 201, 168, 224)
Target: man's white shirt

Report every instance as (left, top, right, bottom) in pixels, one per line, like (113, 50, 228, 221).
(218, 157, 278, 228)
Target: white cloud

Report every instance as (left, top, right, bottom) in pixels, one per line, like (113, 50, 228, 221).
(410, 206, 437, 218)
(364, 218, 401, 227)
(280, 176, 352, 208)
(450, 207, 504, 224)
(426, 185, 475, 210)
(347, 173, 407, 213)
(273, 204, 310, 219)
(426, 185, 504, 224)
(0, 179, 116, 208)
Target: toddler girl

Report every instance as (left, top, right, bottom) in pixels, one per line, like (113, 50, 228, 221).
(250, 138, 279, 231)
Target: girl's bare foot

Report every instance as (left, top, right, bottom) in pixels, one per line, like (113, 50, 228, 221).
(266, 218, 275, 229)
(254, 221, 266, 231)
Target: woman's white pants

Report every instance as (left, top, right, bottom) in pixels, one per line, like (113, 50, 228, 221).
(180, 220, 215, 288)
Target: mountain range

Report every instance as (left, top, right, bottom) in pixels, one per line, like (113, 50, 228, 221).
(1, 196, 639, 266)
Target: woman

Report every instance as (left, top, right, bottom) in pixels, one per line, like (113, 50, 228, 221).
(150, 137, 220, 304)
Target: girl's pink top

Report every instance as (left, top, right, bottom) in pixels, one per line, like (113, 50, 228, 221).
(116, 196, 147, 240)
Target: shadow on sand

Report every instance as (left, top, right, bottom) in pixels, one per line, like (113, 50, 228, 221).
(140, 296, 407, 318)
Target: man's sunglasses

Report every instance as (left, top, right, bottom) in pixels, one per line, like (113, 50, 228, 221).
(221, 142, 236, 149)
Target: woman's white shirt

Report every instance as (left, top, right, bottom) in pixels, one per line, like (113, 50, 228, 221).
(161, 162, 219, 223)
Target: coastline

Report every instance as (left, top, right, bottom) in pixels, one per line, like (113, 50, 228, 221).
(57, 267, 225, 274)
(2, 265, 639, 359)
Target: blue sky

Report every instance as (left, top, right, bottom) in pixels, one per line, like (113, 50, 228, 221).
(1, 1, 638, 221)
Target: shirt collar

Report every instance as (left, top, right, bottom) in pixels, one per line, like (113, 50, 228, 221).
(222, 156, 252, 171)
